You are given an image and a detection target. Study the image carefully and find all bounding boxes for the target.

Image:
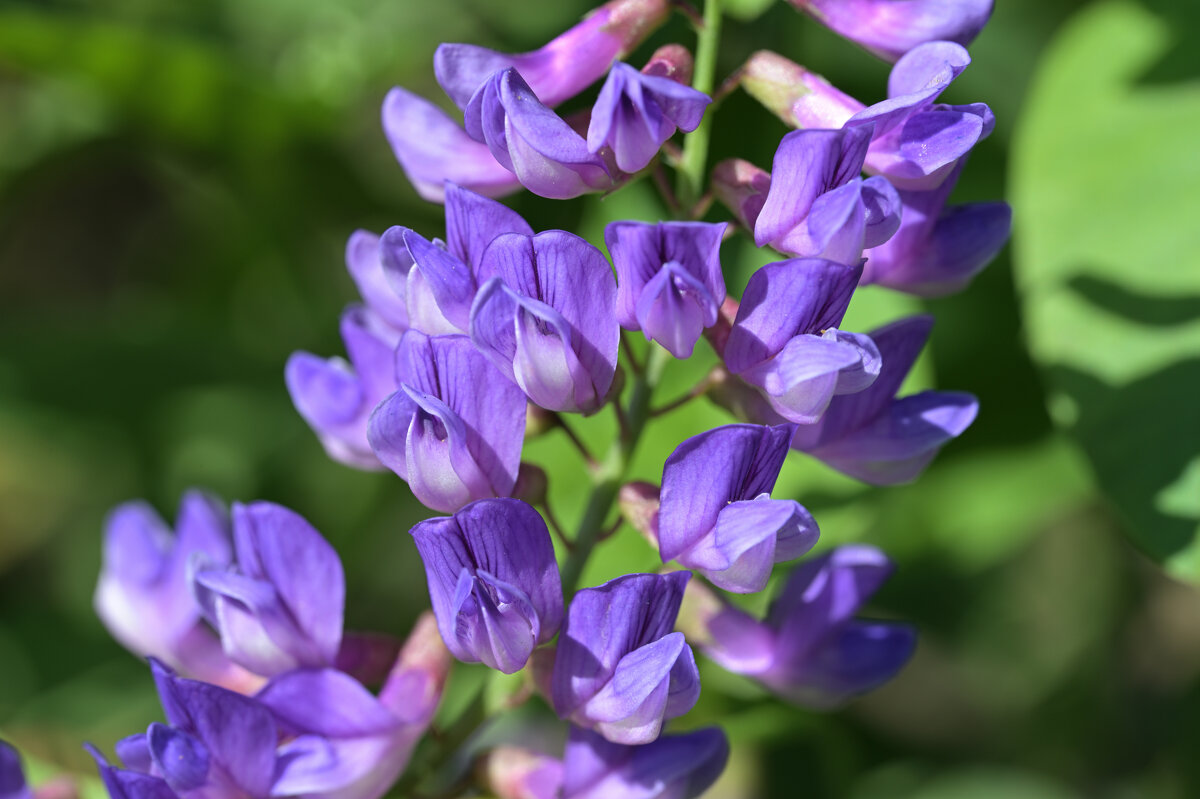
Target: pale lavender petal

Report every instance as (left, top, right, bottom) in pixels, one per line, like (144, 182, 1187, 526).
(764, 620, 916, 708)
(586, 63, 710, 173)
(380, 332, 526, 504)
(561, 726, 729, 799)
(381, 87, 519, 203)
(658, 424, 792, 562)
(725, 258, 862, 373)
(753, 127, 871, 249)
(232, 502, 344, 667)
(578, 632, 686, 743)
(434, 0, 671, 109)
(409, 498, 561, 672)
(769, 545, 894, 667)
(808, 391, 978, 484)
(738, 332, 865, 424)
(701, 605, 777, 675)
(345, 230, 407, 330)
(396, 228, 474, 333)
(788, 0, 993, 62)
(442, 183, 533, 269)
(552, 572, 690, 719)
(865, 192, 1011, 296)
(474, 231, 618, 412)
(633, 262, 716, 358)
(256, 669, 399, 738)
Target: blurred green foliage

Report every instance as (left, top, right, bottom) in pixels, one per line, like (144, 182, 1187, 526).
(0, 0, 1197, 797)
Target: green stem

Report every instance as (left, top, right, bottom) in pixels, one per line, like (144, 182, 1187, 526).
(675, 0, 722, 213)
(559, 345, 671, 595)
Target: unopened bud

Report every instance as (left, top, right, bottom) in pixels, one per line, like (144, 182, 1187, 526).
(481, 747, 564, 799)
(713, 158, 771, 232)
(513, 462, 549, 506)
(741, 50, 861, 129)
(618, 481, 661, 547)
(642, 44, 694, 84)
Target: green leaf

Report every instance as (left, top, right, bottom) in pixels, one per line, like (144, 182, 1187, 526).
(1012, 0, 1200, 579)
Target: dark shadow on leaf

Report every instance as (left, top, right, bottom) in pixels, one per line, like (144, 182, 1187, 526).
(1050, 359, 1200, 561)
(1067, 274, 1200, 328)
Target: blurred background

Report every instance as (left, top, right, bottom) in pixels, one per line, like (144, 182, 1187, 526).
(1, 0, 1198, 796)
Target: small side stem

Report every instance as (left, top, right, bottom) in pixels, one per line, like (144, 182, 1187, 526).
(560, 346, 671, 595)
(557, 416, 597, 468)
(651, 367, 720, 417)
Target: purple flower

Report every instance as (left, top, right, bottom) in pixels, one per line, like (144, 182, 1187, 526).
(192, 502, 344, 677)
(471, 231, 619, 413)
(862, 162, 1012, 296)
(381, 87, 520, 203)
(658, 424, 819, 594)
(344, 231, 408, 332)
(255, 614, 452, 799)
(1, 741, 31, 799)
(378, 184, 534, 336)
(725, 258, 881, 424)
(463, 69, 612, 200)
(606, 220, 726, 359)
(695, 546, 916, 708)
(552, 572, 700, 745)
(409, 498, 563, 673)
(95, 491, 244, 686)
(753, 127, 901, 263)
(586, 62, 710, 173)
(786, 0, 994, 62)
(435, 0, 671, 110)
(367, 332, 527, 512)
(846, 41, 995, 190)
(89, 660, 286, 799)
(560, 726, 729, 799)
(286, 307, 399, 471)
(791, 315, 978, 483)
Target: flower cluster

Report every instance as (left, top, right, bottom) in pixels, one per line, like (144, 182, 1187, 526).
(63, 1, 1009, 797)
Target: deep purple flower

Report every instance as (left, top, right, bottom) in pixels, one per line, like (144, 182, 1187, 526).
(791, 315, 978, 483)
(463, 69, 612, 200)
(658, 424, 819, 593)
(862, 162, 1012, 295)
(694, 546, 916, 708)
(378, 184, 534, 336)
(845, 41, 995, 190)
(89, 660, 285, 799)
(552, 572, 700, 745)
(1, 741, 31, 799)
(381, 87, 520, 203)
(286, 307, 399, 471)
(192, 502, 344, 677)
(409, 498, 563, 673)
(754, 127, 901, 263)
(471, 231, 619, 413)
(560, 726, 729, 799)
(435, 0, 671, 110)
(95, 491, 245, 686)
(787, 0, 994, 62)
(368, 332, 527, 512)
(606, 220, 726, 359)
(255, 614, 452, 799)
(586, 62, 710, 173)
(725, 258, 881, 424)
